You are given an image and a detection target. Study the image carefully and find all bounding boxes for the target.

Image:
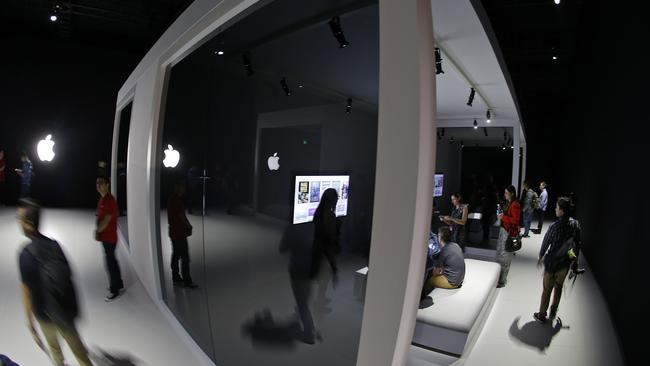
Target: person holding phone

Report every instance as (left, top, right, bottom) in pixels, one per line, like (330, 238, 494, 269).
(441, 193, 468, 251)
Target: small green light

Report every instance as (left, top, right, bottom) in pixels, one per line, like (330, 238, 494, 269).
(303, 140, 308, 145)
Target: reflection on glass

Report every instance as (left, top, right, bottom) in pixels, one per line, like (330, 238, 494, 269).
(158, 1, 378, 365)
(116, 101, 131, 245)
(433, 127, 514, 250)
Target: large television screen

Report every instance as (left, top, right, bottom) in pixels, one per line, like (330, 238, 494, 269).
(293, 175, 350, 224)
(434, 173, 444, 197)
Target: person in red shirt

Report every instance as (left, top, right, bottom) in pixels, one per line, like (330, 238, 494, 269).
(496, 185, 521, 287)
(95, 176, 124, 301)
(0, 149, 6, 205)
(167, 181, 197, 288)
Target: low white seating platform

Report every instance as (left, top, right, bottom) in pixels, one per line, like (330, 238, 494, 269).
(412, 258, 500, 357)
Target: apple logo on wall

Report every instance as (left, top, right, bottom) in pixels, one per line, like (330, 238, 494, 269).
(163, 144, 180, 168)
(37, 135, 55, 162)
(267, 152, 280, 171)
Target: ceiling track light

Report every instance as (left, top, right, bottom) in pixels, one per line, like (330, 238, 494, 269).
(450, 136, 455, 143)
(346, 98, 352, 113)
(50, 3, 62, 22)
(473, 119, 478, 129)
(483, 127, 488, 137)
(486, 109, 491, 123)
(437, 131, 442, 140)
(242, 52, 255, 76)
(441, 128, 445, 137)
(502, 144, 506, 150)
(328, 16, 350, 48)
(461, 141, 465, 148)
(554, 0, 561, 5)
(467, 87, 475, 106)
(280, 77, 292, 96)
(434, 47, 444, 74)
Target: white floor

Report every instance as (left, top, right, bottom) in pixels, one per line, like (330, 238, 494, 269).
(1, 208, 626, 366)
(410, 222, 626, 366)
(0, 208, 201, 365)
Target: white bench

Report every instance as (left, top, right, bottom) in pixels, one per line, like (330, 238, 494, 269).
(412, 258, 500, 357)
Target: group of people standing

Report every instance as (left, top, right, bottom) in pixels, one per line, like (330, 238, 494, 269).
(433, 180, 581, 323)
(14, 175, 127, 366)
(0, 149, 34, 205)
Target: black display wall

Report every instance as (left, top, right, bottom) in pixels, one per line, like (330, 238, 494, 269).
(0, 34, 139, 207)
(559, 3, 648, 365)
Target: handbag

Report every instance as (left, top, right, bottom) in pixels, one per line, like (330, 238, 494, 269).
(505, 234, 522, 252)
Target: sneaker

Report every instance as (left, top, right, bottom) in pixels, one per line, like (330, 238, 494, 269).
(419, 296, 434, 309)
(105, 292, 121, 302)
(533, 312, 547, 323)
(173, 278, 184, 286)
(184, 282, 199, 289)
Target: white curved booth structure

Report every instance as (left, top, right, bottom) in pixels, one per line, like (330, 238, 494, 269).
(111, 0, 522, 365)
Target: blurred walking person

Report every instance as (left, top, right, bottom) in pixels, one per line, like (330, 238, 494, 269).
(16, 198, 92, 366)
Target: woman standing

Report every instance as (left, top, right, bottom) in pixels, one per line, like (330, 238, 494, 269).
(496, 185, 520, 287)
(442, 193, 468, 250)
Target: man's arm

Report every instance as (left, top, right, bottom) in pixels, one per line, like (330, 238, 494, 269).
(97, 215, 112, 233)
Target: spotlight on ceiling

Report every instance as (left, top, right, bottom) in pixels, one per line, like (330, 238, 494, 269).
(434, 47, 444, 74)
(467, 87, 475, 106)
(554, 0, 561, 5)
(552, 55, 558, 60)
(473, 119, 478, 130)
(461, 141, 465, 148)
(450, 136, 455, 143)
(486, 109, 491, 123)
(49, 3, 63, 22)
(502, 144, 506, 150)
(483, 127, 488, 137)
(242, 52, 254, 76)
(280, 77, 292, 96)
(346, 98, 352, 114)
(328, 16, 350, 48)
(215, 50, 225, 55)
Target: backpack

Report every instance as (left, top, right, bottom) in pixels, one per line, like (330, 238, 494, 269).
(1, 355, 20, 366)
(531, 191, 540, 210)
(26, 239, 79, 326)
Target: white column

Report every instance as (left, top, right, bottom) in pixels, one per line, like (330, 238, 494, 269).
(512, 123, 521, 192)
(356, 0, 436, 365)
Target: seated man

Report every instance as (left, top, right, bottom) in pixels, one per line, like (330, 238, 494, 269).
(422, 226, 466, 297)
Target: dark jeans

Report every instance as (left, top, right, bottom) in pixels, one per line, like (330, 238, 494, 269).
(171, 238, 192, 284)
(536, 209, 546, 231)
(19, 183, 31, 198)
(523, 211, 534, 236)
(102, 242, 124, 294)
(290, 272, 315, 338)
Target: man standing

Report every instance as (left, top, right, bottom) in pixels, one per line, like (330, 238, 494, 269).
(534, 197, 581, 322)
(534, 182, 549, 234)
(15, 151, 33, 198)
(167, 181, 198, 288)
(520, 181, 535, 238)
(95, 176, 124, 301)
(17, 198, 92, 366)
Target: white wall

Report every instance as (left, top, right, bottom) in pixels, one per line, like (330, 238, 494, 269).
(112, 0, 435, 365)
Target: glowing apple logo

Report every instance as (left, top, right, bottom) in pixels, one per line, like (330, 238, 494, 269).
(267, 152, 280, 171)
(37, 135, 55, 162)
(163, 144, 180, 168)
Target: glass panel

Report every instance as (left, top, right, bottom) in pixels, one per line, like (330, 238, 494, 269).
(116, 102, 132, 246)
(158, 0, 379, 364)
(433, 127, 514, 250)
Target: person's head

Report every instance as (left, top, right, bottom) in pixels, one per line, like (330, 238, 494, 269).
(17, 198, 41, 238)
(320, 188, 339, 211)
(451, 193, 462, 207)
(438, 226, 451, 245)
(96, 176, 110, 196)
(540, 181, 547, 190)
(555, 196, 573, 218)
(20, 151, 28, 162)
(523, 180, 530, 190)
(504, 185, 517, 202)
(174, 180, 186, 196)
(97, 160, 107, 168)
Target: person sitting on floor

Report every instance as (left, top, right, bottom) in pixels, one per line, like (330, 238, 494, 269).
(422, 226, 466, 298)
